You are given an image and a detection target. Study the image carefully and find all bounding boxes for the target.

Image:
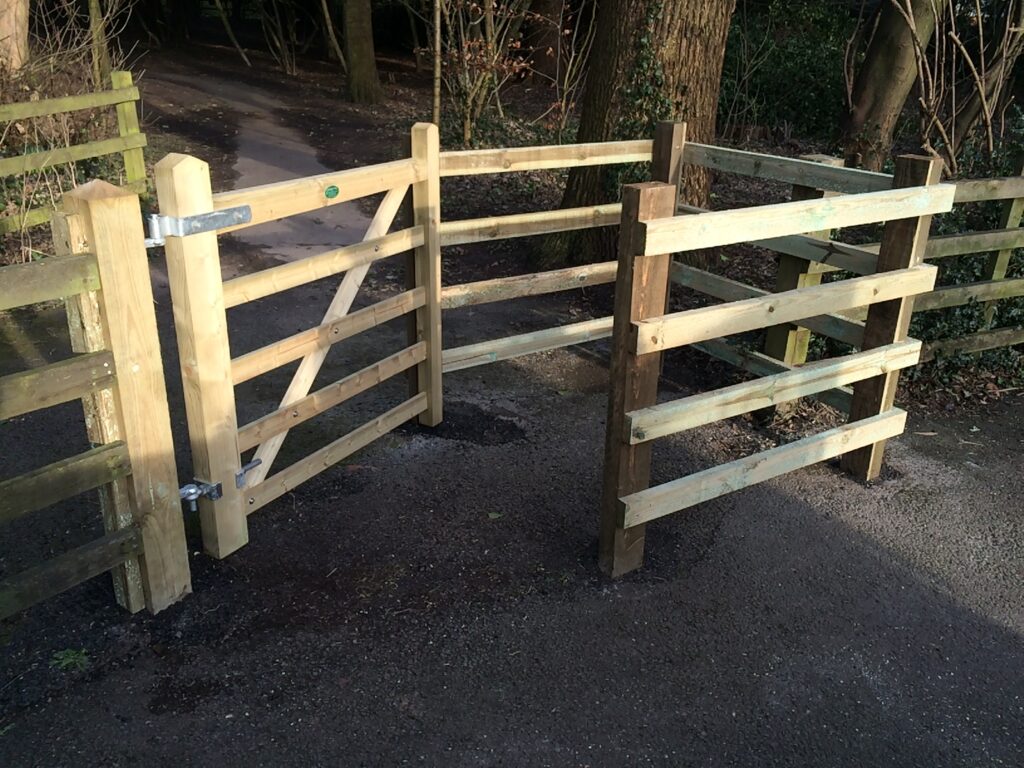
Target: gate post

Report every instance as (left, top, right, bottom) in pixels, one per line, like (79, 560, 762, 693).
(63, 181, 192, 612)
(762, 154, 844, 417)
(841, 154, 944, 482)
(155, 154, 248, 558)
(408, 123, 443, 426)
(599, 182, 677, 577)
(982, 158, 1024, 328)
(51, 207, 146, 612)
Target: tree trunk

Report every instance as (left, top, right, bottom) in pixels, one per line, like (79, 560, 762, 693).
(344, 0, 384, 104)
(0, 0, 30, 74)
(549, 0, 737, 266)
(89, 0, 113, 85)
(321, 0, 348, 72)
(843, 0, 949, 171)
(432, 0, 441, 124)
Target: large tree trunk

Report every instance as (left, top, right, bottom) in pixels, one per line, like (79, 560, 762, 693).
(843, 0, 949, 171)
(1, 0, 31, 74)
(550, 0, 737, 266)
(344, 0, 383, 104)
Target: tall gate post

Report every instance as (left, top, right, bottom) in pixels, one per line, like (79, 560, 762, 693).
(63, 181, 191, 612)
(155, 154, 249, 558)
(762, 154, 845, 417)
(51, 207, 147, 612)
(841, 154, 944, 482)
(408, 123, 443, 426)
(599, 182, 678, 577)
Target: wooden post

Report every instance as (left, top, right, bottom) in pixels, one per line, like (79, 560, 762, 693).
(599, 182, 678, 577)
(408, 123, 443, 426)
(651, 121, 687, 200)
(63, 181, 191, 612)
(155, 153, 248, 557)
(841, 155, 943, 482)
(762, 155, 845, 417)
(111, 71, 146, 192)
(982, 160, 1024, 328)
(51, 209, 146, 613)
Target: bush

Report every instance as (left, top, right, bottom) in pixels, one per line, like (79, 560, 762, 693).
(719, 0, 854, 141)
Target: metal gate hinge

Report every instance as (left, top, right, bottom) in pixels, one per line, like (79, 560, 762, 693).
(144, 205, 252, 248)
(179, 480, 223, 512)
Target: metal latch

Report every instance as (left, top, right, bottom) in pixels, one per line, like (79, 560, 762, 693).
(144, 205, 252, 248)
(235, 458, 262, 489)
(179, 480, 223, 512)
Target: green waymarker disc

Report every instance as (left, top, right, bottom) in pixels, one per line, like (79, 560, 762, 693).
(324, 185, 340, 199)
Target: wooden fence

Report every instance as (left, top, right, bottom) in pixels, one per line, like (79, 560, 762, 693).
(0, 181, 189, 619)
(0, 71, 146, 235)
(600, 155, 954, 577)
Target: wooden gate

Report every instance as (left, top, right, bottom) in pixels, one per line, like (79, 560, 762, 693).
(600, 154, 956, 577)
(156, 124, 442, 558)
(0, 182, 190, 618)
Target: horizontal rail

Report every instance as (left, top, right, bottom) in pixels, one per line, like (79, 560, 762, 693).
(237, 342, 426, 452)
(0, 253, 100, 312)
(0, 526, 143, 620)
(953, 176, 1024, 203)
(920, 324, 1024, 361)
(441, 261, 618, 309)
(915, 277, 1024, 311)
(0, 442, 132, 525)
(246, 393, 427, 511)
(231, 288, 426, 384)
(676, 202, 879, 275)
(692, 338, 853, 413)
(627, 341, 921, 444)
(0, 86, 139, 123)
(0, 134, 147, 177)
(635, 265, 937, 355)
(925, 228, 1023, 259)
(0, 206, 55, 235)
(212, 158, 419, 232)
(439, 139, 653, 176)
(670, 263, 865, 347)
(439, 204, 622, 247)
(683, 143, 893, 194)
(442, 315, 614, 372)
(620, 409, 907, 528)
(644, 184, 956, 256)
(0, 351, 115, 421)
(222, 226, 424, 308)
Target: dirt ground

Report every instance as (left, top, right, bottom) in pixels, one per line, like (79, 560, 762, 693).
(1, 46, 1023, 766)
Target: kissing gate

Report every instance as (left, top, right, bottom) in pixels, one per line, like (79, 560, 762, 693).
(0, 121, 955, 618)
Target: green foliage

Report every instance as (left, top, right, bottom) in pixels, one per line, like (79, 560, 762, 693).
(719, 0, 854, 140)
(50, 648, 90, 673)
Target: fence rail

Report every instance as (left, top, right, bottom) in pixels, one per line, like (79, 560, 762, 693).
(0, 71, 146, 235)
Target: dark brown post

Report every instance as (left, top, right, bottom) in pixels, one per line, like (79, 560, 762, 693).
(600, 182, 678, 577)
(841, 154, 943, 481)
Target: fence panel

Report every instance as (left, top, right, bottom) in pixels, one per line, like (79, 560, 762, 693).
(0, 181, 189, 619)
(600, 155, 948, 577)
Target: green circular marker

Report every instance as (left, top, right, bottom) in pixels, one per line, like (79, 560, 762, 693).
(324, 185, 340, 199)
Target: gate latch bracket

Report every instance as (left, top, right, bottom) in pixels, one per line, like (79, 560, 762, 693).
(235, 459, 263, 489)
(144, 205, 252, 248)
(179, 480, 223, 512)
